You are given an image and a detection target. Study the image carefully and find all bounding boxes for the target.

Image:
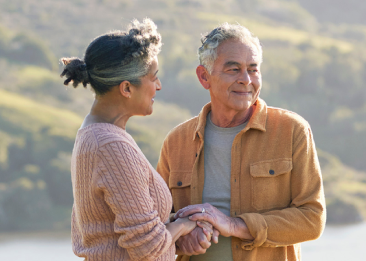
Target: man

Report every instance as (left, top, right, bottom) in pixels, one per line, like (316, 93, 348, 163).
(157, 23, 326, 261)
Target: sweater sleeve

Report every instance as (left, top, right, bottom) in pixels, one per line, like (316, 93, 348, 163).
(238, 125, 326, 250)
(95, 141, 172, 260)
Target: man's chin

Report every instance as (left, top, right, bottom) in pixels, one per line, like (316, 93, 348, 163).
(229, 102, 253, 112)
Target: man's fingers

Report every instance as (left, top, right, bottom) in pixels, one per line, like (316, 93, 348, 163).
(176, 227, 210, 255)
(178, 237, 193, 256)
(190, 213, 213, 224)
(175, 206, 194, 218)
(188, 236, 206, 255)
(212, 228, 220, 244)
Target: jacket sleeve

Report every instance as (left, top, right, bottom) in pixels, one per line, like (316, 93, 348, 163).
(95, 141, 172, 260)
(156, 137, 171, 189)
(237, 124, 326, 250)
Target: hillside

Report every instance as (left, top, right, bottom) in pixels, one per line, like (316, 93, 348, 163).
(0, 90, 80, 230)
(319, 150, 366, 223)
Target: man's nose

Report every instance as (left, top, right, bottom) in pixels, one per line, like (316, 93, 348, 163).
(237, 71, 251, 86)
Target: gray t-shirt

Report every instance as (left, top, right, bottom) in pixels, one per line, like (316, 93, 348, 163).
(191, 113, 247, 261)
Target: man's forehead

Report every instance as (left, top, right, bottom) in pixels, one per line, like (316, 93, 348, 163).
(216, 39, 261, 65)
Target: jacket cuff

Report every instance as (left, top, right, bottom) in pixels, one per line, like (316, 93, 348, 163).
(237, 213, 268, 250)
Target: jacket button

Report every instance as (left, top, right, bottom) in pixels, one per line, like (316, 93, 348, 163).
(269, 169, 275, 175)
(177, 181, 183, 186)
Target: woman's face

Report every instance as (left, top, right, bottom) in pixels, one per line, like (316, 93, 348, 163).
(131, 56, 161, 116)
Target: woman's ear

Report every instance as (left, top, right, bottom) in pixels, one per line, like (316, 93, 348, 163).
(119, 80, 132, 99)
(196, 65, 211, 90)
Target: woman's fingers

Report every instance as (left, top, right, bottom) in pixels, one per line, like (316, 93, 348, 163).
(197, 220, 213, 233)
(201, 227, 212, 241)
(212, 229, 220, 244)
(196, 221, 219, 243)
(198, 221, 213, 242)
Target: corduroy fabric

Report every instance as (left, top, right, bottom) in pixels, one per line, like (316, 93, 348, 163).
(157, 98, 326, 261)
(71, 123, 175, 261)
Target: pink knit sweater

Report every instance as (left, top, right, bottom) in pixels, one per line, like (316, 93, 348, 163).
(70, 123, 175, 261)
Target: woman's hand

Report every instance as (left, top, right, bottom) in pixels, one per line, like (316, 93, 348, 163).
(175, 203, 243, 238)
(196, 220, 213, 240)
(173, 217, 197, 236)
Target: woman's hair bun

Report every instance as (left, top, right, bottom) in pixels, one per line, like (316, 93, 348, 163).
(60, 57, 90, 88)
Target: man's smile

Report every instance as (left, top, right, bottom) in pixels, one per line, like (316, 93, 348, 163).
(231, 90, 252, 96)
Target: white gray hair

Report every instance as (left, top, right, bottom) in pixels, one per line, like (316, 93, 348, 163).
(198, 23, 262, 74)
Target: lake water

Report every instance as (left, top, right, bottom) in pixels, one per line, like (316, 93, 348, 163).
(0, 223, 365, 261)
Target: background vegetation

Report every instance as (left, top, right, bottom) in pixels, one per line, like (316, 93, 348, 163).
(0, 0, 365, 231)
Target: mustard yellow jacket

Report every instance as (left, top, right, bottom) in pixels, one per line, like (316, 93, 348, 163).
(157, 98, 326, 261)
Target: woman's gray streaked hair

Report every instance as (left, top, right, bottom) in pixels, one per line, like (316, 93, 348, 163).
(198, 23, 262, 74)
(60, 18, 161, 95)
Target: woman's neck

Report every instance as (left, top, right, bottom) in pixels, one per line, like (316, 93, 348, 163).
(82, 93, 131, 129)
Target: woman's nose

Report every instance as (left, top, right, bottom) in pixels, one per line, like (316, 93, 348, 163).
(156, 78, 162, 90)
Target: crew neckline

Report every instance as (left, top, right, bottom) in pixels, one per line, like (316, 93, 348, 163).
(78, 122, 126, 133)
(206, 112, 248, 134)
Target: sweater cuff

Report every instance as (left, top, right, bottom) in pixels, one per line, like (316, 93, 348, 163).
(237, 213, 268, 250)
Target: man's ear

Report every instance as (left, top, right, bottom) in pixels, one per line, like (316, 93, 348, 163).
(196, 65, 211, 90)
(119, 80, 132, 99)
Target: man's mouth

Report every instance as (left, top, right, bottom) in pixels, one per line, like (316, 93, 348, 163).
(232, 91, 251, 96)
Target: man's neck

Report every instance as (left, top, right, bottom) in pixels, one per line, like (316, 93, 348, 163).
(209, 105, 253, 128)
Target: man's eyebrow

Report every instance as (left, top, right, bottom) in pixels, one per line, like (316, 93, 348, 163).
(223, 61, 259, 68)
(153, 70, 159, 76)
(223, 61, 241, 67)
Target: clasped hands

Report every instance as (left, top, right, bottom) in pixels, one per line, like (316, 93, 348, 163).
(173, 203, 239, 256)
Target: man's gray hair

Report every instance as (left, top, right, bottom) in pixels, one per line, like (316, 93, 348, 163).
(198, 23, 262, 74)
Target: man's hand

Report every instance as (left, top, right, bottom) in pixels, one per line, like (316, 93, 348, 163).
(176, 226, 212, 256)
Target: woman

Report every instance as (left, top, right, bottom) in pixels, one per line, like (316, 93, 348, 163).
(60, 19, 210, 261)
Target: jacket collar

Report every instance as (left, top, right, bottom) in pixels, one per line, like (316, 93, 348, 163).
(193, 98, 267, 140)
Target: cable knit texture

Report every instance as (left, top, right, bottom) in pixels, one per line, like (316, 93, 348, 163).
(71, 123, 175, 261)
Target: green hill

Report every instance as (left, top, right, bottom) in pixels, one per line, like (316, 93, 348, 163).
(319, 150, 366, 223)
(0, 89, 81, 138)
(0, 90, 80, 231)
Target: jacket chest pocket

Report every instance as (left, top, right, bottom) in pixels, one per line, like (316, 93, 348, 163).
(169, 172, 192, 212)
(250, 159, 292, 211)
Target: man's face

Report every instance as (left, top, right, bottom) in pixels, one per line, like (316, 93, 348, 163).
(206, 39, 262, 113)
